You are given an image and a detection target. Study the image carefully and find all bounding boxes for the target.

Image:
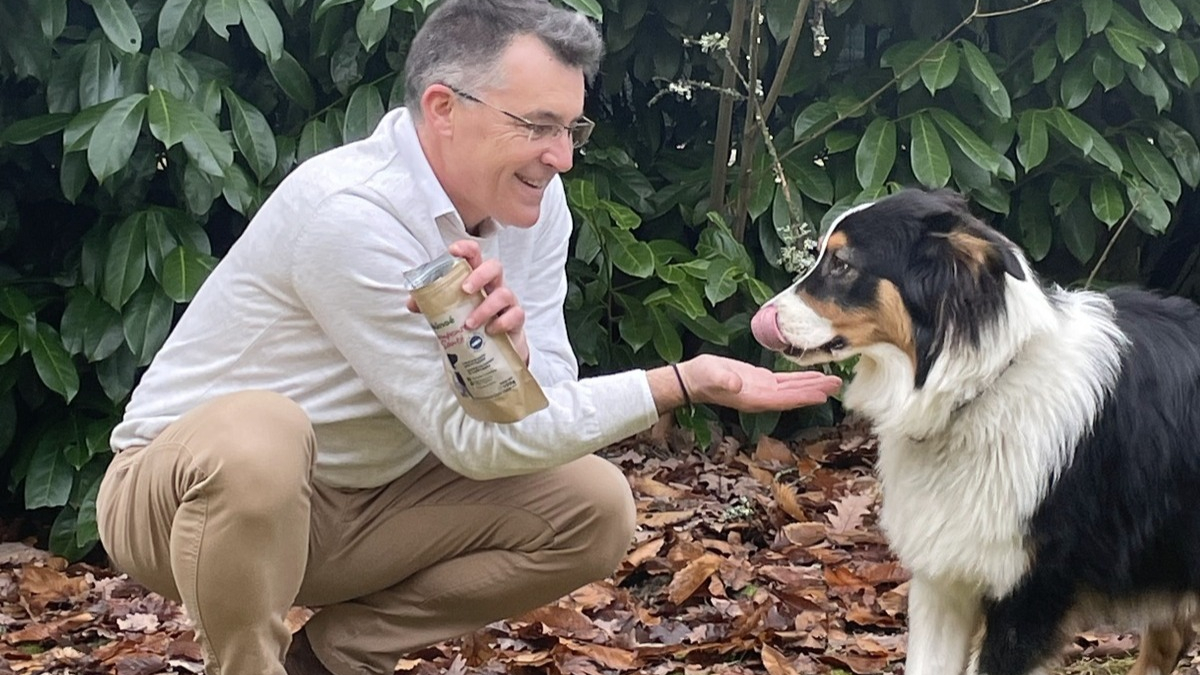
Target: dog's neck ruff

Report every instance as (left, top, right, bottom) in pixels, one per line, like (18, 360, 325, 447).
(903, 356, 1017, 444)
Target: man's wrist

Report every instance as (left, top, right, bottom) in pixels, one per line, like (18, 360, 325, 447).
(670, 363, 694, 410)
(647, 362, 692, 415)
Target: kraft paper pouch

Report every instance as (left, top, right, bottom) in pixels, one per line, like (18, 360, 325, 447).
(404, 253, 548, 423)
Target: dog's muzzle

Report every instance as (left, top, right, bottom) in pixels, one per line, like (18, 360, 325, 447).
(751, 303, 846, 356)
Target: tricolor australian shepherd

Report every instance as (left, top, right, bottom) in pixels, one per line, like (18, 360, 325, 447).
(751, 189, 1200, 675)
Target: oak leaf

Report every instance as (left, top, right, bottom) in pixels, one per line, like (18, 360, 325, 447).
(825, 492, 874, 534)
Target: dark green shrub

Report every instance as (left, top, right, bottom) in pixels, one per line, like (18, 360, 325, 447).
(1, 0, 1197, 557)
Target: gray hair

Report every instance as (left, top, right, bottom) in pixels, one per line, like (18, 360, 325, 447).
(403, 0, 604, 120)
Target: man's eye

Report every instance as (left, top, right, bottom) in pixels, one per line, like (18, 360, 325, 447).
(527, 124, 559, 140)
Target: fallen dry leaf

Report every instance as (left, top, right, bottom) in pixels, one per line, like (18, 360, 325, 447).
(0, 544, 49, 567)
(19, 565, 89, 607)
(665, 553, 724, 605)
(772, 480, 808, 522)
(754, 436, 793, 464)
(113, 653, 168, 675)
(638, 510, 696, 528)
(826, 492, 874, 534)
(515, 605, 598, 638)
(117, 612, 161, 633)
(781, 521, 826, 546)
(560, 639, 641, 670)
(629, 475, 690, 500)
(761, 643, 800, 675)
(619, 537, 665, 576)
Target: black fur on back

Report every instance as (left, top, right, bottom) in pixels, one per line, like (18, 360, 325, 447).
(980, 288, 1200, 673)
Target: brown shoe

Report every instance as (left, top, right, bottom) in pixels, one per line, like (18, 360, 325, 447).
(284, 627, 335, 675)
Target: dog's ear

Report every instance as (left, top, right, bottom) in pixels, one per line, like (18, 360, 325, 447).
(914, 190, 1026, 282)
(945, 226, 1027, 281)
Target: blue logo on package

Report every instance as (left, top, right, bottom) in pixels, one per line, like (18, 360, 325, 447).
(469, 335, 484, 350)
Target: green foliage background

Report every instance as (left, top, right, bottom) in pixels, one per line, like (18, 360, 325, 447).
(1, 0, 1199, 558)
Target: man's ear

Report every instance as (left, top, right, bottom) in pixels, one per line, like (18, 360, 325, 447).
(420, 84, 457, 137)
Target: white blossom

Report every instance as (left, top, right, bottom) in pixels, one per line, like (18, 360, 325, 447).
(667, 81, 694, 100)
(698, 32, 729, 54)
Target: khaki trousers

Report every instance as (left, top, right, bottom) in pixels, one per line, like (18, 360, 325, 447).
(96, 391, 636, 675)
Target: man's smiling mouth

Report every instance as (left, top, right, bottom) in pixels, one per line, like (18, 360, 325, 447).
(516, 174, 547, 190)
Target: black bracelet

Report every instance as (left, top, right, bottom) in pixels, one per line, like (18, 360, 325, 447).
(671, 363, 693, 409)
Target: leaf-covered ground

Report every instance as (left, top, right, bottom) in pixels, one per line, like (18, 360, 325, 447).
(1, 421, 1196, 675)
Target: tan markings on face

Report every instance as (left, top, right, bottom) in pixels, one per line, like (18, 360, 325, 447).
(825, 231, 848, 251)
(798, 279, 916, 369)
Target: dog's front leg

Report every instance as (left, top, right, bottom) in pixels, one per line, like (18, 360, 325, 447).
(905, 575, 983, 675)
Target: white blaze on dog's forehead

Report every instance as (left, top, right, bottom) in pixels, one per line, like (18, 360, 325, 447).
(764, 199, 878, 307)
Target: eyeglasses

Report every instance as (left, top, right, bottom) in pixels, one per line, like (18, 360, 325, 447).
(448, 85, 595, 149)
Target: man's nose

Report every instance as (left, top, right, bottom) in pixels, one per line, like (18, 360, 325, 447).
(541, 131, 574, 173)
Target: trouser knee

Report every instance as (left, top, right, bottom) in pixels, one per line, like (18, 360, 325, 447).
(557, 456, 636, 579)
(175, 390, 316, 514)
(96, 390, 316, 593)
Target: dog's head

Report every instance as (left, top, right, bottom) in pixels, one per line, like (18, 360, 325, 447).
(752, 189, 1027, 387)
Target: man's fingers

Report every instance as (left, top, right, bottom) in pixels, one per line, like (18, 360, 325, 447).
(775, 370, 837, 383)
(486, 307, 525, 335)
(465, 288, 519, 330)
(776, 373, 842, 391)
(447, 240, 484, 269)
(751, 385, 837, 411)
(786, 391, 835, 407)
(462, 259, 503, 294)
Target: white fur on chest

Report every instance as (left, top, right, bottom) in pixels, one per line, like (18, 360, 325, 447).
(848, 282, 1126, 598)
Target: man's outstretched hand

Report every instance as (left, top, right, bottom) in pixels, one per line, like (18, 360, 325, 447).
(651, 354, 842, 415)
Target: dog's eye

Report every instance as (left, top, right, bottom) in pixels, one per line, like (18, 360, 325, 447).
(829, 256, 852, 277)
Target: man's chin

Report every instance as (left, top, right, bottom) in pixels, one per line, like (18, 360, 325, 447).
(500, 206, 542, 228)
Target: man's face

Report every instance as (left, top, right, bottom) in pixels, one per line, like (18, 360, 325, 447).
(442, 35, 586, 230)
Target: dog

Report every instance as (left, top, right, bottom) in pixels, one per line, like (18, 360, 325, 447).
(751, 188, 1200, 675)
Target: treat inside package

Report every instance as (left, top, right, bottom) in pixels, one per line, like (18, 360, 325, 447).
(405, 253, 549, 423)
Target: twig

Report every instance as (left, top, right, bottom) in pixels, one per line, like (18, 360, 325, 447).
(687, 0, 1061, 257)
(722, 31, 808, 247)
(647, 78, 744, 106)
(975, 0, 1060, 19)
(732, 0, 764, 243)
(761, 0, 814, 124)
(1086, 195, 1142, 289)
(709, 0, 750, 214)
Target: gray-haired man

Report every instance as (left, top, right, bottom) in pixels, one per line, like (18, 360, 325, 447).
(97, 2, 841, 673)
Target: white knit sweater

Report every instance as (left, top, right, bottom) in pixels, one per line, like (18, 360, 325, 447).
(110, 108, 659, 488)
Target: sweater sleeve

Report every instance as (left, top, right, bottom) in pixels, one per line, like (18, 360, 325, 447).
(290, 193, 659, 480)
(520, 177, 579, 386)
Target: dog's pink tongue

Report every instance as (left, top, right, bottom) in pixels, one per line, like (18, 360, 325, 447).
(751, 305, 789, 352)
